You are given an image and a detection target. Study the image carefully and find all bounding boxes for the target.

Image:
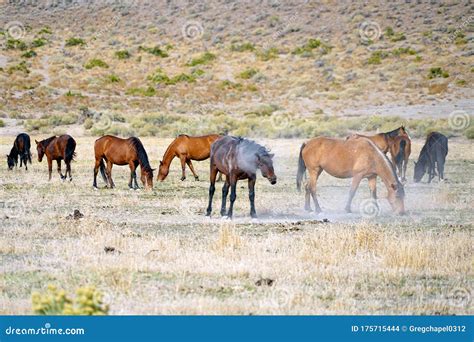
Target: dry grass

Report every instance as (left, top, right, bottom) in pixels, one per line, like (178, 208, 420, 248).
(0, 137, 472, 315)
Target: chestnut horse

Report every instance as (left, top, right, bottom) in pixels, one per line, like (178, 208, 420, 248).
(206, 136, 277, 218)
(157, 134, 221, 181)
(7, 133, 32, 170)
(93, 135, 154, 190)
(389, 135, 411, 181)
(353, 126, 409, 153)
(296, 136, 405, 215)
(36, 135, 76, 181)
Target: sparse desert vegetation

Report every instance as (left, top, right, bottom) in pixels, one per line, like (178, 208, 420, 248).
(0, 1, 472, 315)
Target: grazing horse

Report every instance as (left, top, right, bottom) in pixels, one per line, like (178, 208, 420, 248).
(93, 135, 154, 190)
(7, 133, 32, 170)
(296, 136, 405, 215)
(353, 126, 409, 154)
(414, 132, 448, 183)
(36, 135, 76, 181)
(157, 134, 222, 181)
(206, 136, 277, 218)
(389, 135, 411, 182)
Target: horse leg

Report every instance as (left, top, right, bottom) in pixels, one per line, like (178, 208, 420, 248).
(180, 155, 186, 181)
(304, 182, 312, 211)
(128, 162, 135, 189)
(227, 175, 238, 219)
(248, 176, 257, 218)
(220, 178, 230, 216)
(106, 161, 114, 188)
(66, 160, 72, 181)
(205, 165, 218, 216)
(186, 160, 199, 181)
(308, 168, 322, 213)
(57, 159, 65, 180)
(133, 161, 140, 189)
(345, 175, 363, 213)
(47, 157, 53, 181)
(368, 175, 379, 210)
(23, 155, 28, 171)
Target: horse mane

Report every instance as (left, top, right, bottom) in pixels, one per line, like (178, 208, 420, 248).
(39, 136, 57, 147)
(128, 137, 152, 171)
(362, 137, 404, 197)
(382, 126, 404, 138)
(236, 137, 272, 158)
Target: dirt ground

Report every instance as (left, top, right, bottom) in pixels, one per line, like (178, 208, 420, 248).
(0, 136, 472, 314)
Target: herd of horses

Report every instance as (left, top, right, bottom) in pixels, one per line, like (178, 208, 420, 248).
(6, 127, 448, 218)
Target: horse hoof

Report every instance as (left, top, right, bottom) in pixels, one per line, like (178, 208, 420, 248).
(180, 177, 186, 181)
(304, 206, 312, 212)
(195, 177, 199, 181)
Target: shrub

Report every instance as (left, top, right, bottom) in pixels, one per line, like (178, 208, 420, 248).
(139, 46, 168, 57)
(65, 37, 86, 46)
(106, 74, 121, 83)
(218, 80, 243, 90)
(465, 126, 474, 139)
(115, 50, 131, 59)
(125, 86, 156, 96)
(84, 58, 109, 69)
(0, 119, 4, 127)
(21, 50, 37, 58)
(428, 67, 449, 79)
(31, 38, 47, 48)
(38, 27, 52, 35)
(230, 42, 255, 52)
(256, 47, 279, 61)
(453, 31, 467, 45)
(7, 61, 30, 74)
(6, 38, 27, 50)
(392, 47, 416, 56)
(367, 51, 388, 64)
(292, 39, 331, 56)
(186, 52, 216, 66)
(238, 68, 258, 79)
(32, 284, 109, 315)
(147, 68, 196, 85)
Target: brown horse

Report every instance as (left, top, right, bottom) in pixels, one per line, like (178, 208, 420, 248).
(157, 134, 222, 181)
(389, 135, 411, 182)
(206, 136, 277, 218)
(93, 135, 154, 190)
(296, 136, 405, 215)
(353, 126, 409, 153)
(36, 135, 76, 181)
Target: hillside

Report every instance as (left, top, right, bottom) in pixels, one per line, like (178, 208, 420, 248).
(0, 0, 473, 137)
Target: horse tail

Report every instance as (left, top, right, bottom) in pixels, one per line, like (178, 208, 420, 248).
(296, 143, 306, 192)
(65, 137, 76, 163)
(99, 159, 107, 182)
(395, 139, 406, 165)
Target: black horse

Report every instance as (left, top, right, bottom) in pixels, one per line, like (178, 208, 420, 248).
(7, 133, 32, 170)
(206, 136, 277, 219)
(414, 132, 448, 183)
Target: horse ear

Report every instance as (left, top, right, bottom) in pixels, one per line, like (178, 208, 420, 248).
(35, 140, 38, 144)
(269, 153, 275, 158)
(159, 161, 163, 166)
(413, 161, 417, 165)
(152, 168, 156, 172)
(391, 183, 397, 190)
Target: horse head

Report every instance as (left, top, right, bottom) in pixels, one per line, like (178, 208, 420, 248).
(6, 154, 16, 170)
(35, 140, 45, 162)
(387, 181, 405, 215)
(157, 160, 169, 181)
(413, 160, 425, 183)
(141, 167, 155, 190)
(256, 152, 277, 185)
